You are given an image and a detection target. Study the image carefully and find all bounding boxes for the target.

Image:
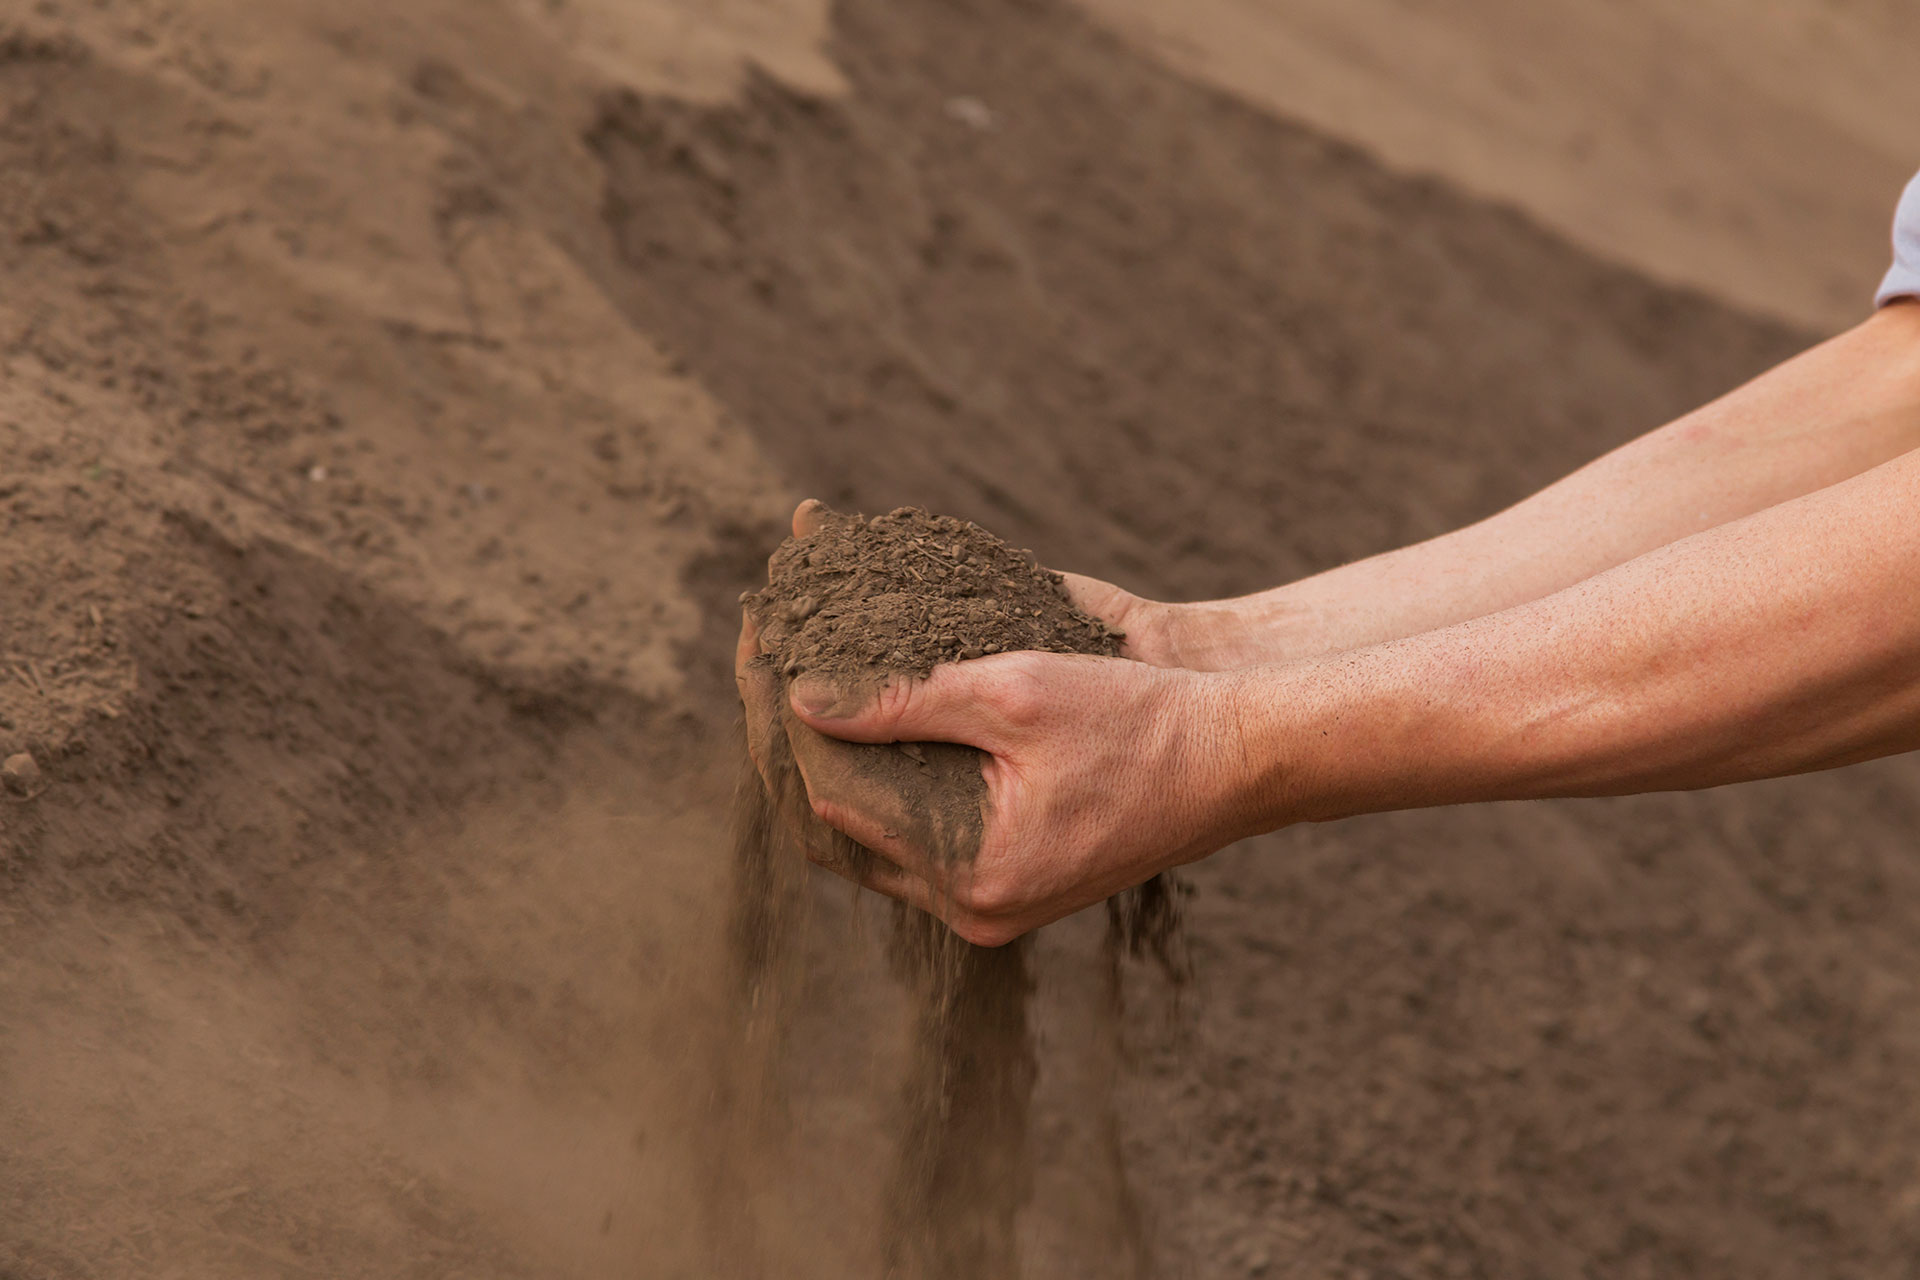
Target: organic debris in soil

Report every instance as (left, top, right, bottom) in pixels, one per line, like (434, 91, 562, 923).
(744, 505, 1124, 685)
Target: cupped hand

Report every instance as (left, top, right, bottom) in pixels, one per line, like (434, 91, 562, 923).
(783, 652, 1250, 945)
(735, 499, 1258, 945)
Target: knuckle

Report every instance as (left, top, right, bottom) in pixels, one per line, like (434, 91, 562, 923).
(989, 661, 1050, 726)
(950, 914, 991, 946)
(955, 870, 1016, 919)
(954, 916, 1015, 948)
(873, 676, 918, 727)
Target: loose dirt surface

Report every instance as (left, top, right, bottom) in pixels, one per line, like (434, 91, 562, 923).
(749, 505, 1122, 683)
(1074, 0, 1920, 332)
(5, 1, 1920, 1278)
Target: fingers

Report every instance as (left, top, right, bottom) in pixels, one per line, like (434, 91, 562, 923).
(788, 656, 1030, 749)
(1057, 571, 1128, 624)
(765, 499, 832, 581)
(780, 707, 965, 883)
(792, 498, 828, 538)
(793, 805, 1014, 945)
(737, 652, 783, 786)
(735, 609, 763, 675)
(1059, 572, 1185, 668)
(779, 683, 1024, 946)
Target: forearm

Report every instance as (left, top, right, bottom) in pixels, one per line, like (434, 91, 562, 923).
(1174, 303, 1920, 669)
(1225, 444, 1920, 830)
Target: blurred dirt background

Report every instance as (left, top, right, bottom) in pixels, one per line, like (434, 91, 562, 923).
(1, 0, 1917, 1276)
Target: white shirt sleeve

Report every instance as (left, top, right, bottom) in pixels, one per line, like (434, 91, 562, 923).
(1875, 170, 1920, 308)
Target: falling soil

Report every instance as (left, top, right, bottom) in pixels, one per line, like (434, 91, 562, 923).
(732, 505, 1184, 1276)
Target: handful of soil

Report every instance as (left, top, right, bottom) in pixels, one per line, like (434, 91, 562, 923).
(742, 504, 1117, 882)
(739, 503, 1183, 963)
(749, 504, 1123, 682)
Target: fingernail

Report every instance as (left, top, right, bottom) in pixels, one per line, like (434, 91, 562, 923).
(792, 676, 852, 719)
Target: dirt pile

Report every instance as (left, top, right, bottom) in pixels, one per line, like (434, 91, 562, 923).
(592, 1, 1920, 1276)
(4, 0, 1920, 1276)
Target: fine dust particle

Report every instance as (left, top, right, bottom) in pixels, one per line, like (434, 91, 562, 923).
(3, 752, 42, 795)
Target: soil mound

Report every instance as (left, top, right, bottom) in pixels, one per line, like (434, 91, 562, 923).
(590, 1, 1920, 1277)
(5, 0, 1920, 1276)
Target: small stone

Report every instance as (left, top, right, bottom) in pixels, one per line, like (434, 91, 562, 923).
(2, 752, 40, 795)
(943, 96, 995, 131)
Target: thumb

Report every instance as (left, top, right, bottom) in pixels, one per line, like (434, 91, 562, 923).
(1057, 571, 1128, 626)
(789, 662, 997, 747)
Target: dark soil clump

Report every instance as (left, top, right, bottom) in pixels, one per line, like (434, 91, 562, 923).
(747, 505, 1124, 683)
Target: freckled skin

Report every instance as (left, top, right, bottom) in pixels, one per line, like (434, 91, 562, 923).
(743, 304, 1920, 945)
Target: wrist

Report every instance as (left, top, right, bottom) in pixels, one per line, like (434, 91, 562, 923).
(1162, 595, 1329, 671)
(1204, 645, 1476, 835)
(1182, 664, 1317, 845)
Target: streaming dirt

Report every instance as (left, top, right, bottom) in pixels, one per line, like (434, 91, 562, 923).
(734, 503, 1180, 1276)
(5, 0, 1920, 1277)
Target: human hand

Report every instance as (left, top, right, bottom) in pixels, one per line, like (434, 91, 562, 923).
(735, 499, 1260, 945)
(781, 652, 1252, 945)
(736, 500, 990, 879)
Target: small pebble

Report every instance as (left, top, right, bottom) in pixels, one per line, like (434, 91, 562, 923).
(2, 752, 41, 796)
(943, 96, 995, 131)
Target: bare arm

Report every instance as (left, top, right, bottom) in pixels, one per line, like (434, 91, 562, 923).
(781, 441, 1920, 944)
(1102, 302, 1920, 669)
(755, 305, 1920, 944)
(1227, 442, 1920, 829)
